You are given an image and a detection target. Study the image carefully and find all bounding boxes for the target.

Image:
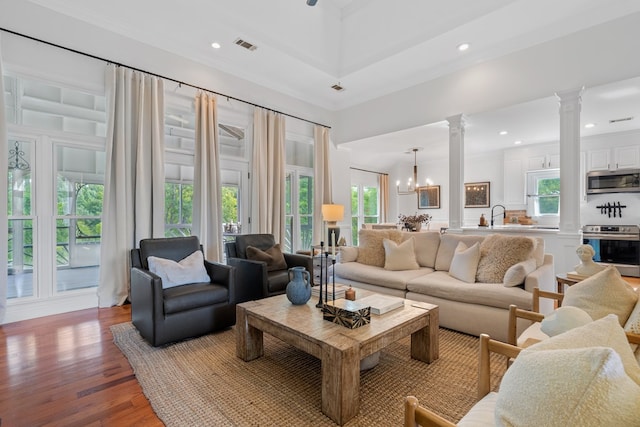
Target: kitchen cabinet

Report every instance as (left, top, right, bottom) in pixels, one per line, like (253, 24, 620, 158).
(587, 145, 640, 171)
(527, 153, 559, 170)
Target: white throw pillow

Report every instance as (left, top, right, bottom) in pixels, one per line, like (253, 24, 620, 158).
(526, 314, 640, 385)
(383, 237, 419, 271)
(495, 346, 640, 427)
(338, 246, 358, 263)
(540, 306, 593, 337)
(147, 250, 211, 289)
(562, 265, 638, 326)
(502, 258, 537, 287)
(448, 242, 480, 283)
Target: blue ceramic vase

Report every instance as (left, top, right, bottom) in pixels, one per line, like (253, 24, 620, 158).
(286, 266, 312, 305)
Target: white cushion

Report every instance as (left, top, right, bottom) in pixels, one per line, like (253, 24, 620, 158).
(503, 258, 537, 287)
(338, 246, 358, 263)
(531, 236, 545, 268)
(526, 314, 640, 385)
(563, 265, 638, 326)
(402, 231, 440, 268)
(457, 392, 498, 427)
(516, 321, 548, 347)
(147, 250, 210, 289)
(624, 291, 640, 352)
(540, 306, 593, 337)
(383, 237, 420, 271)
(448, 242, 480, 283)
(495, 346, 640, 427)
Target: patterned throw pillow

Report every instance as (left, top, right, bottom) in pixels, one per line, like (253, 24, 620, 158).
(475, 234, 534, 283)
(356, 229, 403, 267)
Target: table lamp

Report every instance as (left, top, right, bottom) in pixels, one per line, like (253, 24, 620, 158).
(321, 204, 344, 249)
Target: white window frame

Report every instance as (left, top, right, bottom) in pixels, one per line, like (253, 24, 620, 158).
(526, 168, 560, 217)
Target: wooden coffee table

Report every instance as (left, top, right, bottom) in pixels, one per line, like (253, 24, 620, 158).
(236, 293, 439, 425)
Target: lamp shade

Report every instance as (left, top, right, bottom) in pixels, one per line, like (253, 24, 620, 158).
(321, 204, 344, 222)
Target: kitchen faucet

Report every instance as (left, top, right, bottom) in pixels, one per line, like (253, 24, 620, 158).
(490, 204, 506, 227)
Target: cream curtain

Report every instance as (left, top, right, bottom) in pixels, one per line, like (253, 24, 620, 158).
(313, 125, 332, 245)
(98, 64, 165, 307)
(192, 92, 223, 261)
(379, 174, 389, 223)
(251, 108, 286, 244)
(0, 36, 8, 321)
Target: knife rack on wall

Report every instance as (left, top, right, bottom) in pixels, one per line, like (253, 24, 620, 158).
(596, 202, 627, 218)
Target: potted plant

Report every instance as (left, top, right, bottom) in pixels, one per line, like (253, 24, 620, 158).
(398, 213, 432, 232)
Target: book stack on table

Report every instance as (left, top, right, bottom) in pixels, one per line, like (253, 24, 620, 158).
(312, 283, 350, 301)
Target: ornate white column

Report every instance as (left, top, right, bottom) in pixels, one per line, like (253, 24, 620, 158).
(556, 88, 583, 233)
(447, 114, 465, 232)
(555, 88, 584, 275)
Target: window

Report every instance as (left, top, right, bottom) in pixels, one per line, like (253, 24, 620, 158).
(526, 169, 560, 216)
(164, 180, 193, 237)
(350, 184, 379, 245)
(285, 137, 314, 253)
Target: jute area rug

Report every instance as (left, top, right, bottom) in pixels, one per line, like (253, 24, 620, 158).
(111, 323, 507, 426)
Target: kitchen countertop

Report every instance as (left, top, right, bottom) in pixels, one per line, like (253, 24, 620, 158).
(461, 225, 559, 233)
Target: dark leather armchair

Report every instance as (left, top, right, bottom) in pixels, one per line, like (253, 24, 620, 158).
(225, 233, 313, 303)
(130, 236, 237, 346)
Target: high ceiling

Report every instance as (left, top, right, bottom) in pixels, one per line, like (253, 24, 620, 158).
(19, 0, 640, 168)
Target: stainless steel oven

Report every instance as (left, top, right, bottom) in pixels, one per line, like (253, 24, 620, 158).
(582, 225, 640, 277)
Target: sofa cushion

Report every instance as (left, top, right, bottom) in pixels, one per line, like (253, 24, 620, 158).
(148, 250, 211, 289)
(503, 258, 537, 287)
(383, 238, 420, 271)
(476, 234, 534, 283)
(540, 306, 593, 337)
(527, 314, 640, 384)
(624, 293, 640, 352)
(246, 243, 288, 272)
(338, 246, 358, 263)
(406, 271, 532, 310)
(448, 242, 480, 283)
(402, 231, 440, 268)
(563, 266, 638, 326)
(434, 234, 485, 271)
(495, 346, 640, 427)
(356, 229, 403, 267)
(163, 283, 228, 314)
(333, 262, 431, 291)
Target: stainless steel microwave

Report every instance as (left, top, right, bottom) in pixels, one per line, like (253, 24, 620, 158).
(586, 168, 640, 194)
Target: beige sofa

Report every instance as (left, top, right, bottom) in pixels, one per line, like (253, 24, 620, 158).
(333, 229, 555, 342)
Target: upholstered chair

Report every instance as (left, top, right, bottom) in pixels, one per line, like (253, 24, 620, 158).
(225, 233, 313, 303)
(130, 236, 237, 347)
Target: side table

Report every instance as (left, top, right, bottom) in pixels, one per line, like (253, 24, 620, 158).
(555, 274, 580, 293)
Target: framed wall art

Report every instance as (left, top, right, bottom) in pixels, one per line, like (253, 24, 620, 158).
(418, 185, 440, 209)
(464, 182, 490, 208)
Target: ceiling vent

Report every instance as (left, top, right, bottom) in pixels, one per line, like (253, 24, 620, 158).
(331, 83, 344, 92)
(234, 38, 257, 51)
(609, 116, 634, 124)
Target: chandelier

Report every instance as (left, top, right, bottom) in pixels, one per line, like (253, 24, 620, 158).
(9, 141, 30, 171)
(396, 148, 429, 195)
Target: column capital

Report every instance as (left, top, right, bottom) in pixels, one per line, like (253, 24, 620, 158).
(555, 87, 584, 104)
(446, 114, 466, 129)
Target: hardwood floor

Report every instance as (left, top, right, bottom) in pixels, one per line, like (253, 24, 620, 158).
(0, 305, 162, 426)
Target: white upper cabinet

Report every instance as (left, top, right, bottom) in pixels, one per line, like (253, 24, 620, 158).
(586, 145, 640, 171)
(527, 153, 559, 170)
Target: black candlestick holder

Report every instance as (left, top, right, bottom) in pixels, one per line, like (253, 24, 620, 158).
(316, 242, 325, 308)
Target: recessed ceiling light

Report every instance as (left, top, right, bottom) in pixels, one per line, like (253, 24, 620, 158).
(499, 130, 508, 135)
(457, 42, 470, 52)
(514, 140, 522, 145)
(211, 42, 221, 49)
(584, 123, 596, 128)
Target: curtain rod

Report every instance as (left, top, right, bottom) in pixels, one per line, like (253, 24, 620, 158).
(350, 167, 388, 176)
(0, 26, 331, 129)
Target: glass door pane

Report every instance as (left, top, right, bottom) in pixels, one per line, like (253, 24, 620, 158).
(55, 145, 104, 292)
(7, 139, 34, 299)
